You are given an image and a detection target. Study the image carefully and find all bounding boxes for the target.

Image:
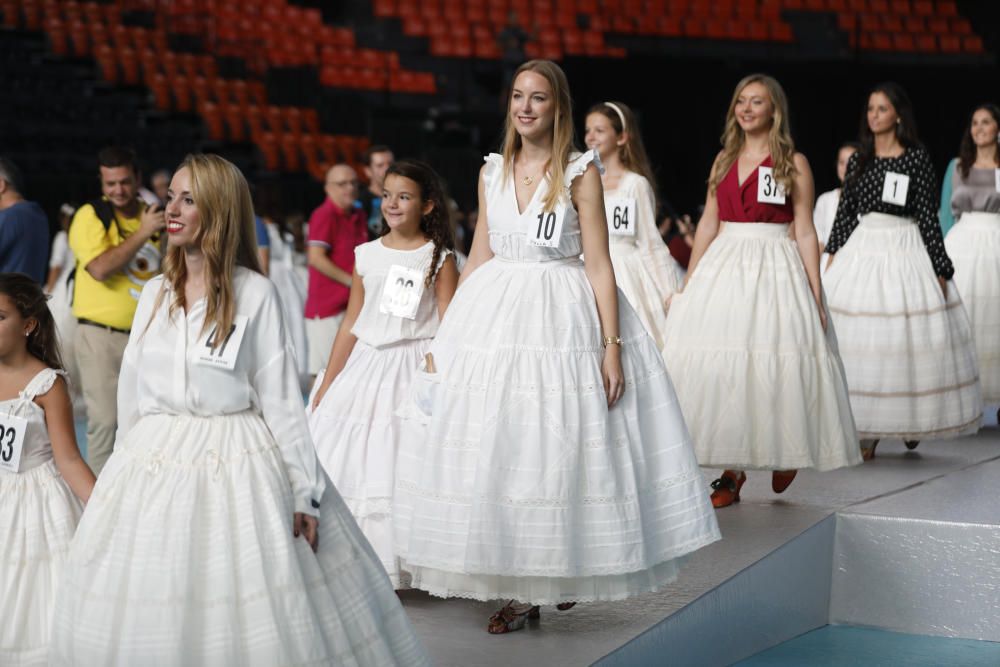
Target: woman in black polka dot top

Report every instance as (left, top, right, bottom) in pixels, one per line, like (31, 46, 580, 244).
(827, 144, 953, 279)
(823, 82, 982, 459)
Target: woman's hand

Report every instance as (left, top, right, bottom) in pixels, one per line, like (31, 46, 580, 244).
(293, 512, 318, 552)
(310, 378, 331, 410)
(602, 345, 625, 408)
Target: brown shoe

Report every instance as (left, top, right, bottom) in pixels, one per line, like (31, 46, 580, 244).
(771, 470, 797, 494)
(710, 471, 746, 508)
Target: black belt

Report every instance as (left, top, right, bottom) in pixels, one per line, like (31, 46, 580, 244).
(77, 318, 131, 335)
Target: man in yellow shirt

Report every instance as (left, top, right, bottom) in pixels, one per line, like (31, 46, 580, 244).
(70, 146, 165, 475)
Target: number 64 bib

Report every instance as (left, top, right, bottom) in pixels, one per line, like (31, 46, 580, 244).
(605, 196, 637, 237)
(0, 412, 27, 474)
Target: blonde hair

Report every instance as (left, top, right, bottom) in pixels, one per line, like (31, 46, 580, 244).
(708, 74, 797, 196)
(501, 60, 578, 212)
(150, 154, 262, 346)
(588, 100, 659, 208)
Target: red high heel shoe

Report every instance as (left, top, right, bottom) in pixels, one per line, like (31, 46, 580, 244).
(710, 471, 746, 508)
(771, 470, 797, 494)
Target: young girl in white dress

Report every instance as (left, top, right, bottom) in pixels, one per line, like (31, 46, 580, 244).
(393, 60, 720, 634)
(585, 101, 683, 350)
(0, 273, 95, 666)
(50, 155, 429, 666)
(662, 74, 860, 508)
(309, 160, 459, 587)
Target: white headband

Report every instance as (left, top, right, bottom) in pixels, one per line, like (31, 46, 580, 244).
(604, 102, 627, 133)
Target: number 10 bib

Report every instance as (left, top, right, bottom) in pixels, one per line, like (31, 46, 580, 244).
(527, 205, 567, 247)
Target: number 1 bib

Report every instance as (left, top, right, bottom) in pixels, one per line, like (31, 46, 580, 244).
(882, 171, 910, 206)
(0, 412, 27, 474)
(380, 265, 425, 320)
(605, 196, 637, 237)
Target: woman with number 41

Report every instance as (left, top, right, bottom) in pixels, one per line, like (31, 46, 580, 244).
(393, 60, 719, 634)
(51, 154, 429, 666)
(663, 74, 861, 509)
(824, 83, 982, 460)
(585, 101, 683, 350)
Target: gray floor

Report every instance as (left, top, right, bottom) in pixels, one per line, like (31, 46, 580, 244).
(403, 411, 1000, 667)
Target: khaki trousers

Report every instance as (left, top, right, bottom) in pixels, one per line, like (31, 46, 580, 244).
(74, 324, 129, 476)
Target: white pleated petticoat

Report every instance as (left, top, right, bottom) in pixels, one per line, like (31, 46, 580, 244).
(393, 256, 721, 606)
(50, 412, 429, 666)
(663, 223, 861, 471)
(825, 213, 983, 439)
(0, 461, 83, 666)
(945, 212, 1000, 403)
(309, 339, 428, 587)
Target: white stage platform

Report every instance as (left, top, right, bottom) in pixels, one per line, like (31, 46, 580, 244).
(401, 411, 1000, 666)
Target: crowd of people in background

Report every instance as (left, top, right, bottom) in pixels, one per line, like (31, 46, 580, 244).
(1, 57, 998, 662)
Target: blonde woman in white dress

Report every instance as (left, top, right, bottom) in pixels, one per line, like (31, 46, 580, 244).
(50, 154, 429, 666)
(393, 61, 720, 634)
(584, 101, 682, 349)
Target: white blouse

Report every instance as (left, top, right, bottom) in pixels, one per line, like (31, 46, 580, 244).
(350, 238, 450, 348)
(116, 268, 325, 515)
(813, 188, 841, 247)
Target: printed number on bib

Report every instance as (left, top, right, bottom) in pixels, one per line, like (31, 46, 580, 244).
(528, 206, 566, 248)
(756, 166, 786, 205)
(380, 265, 425, 320)
(195, 314, 249, 371)
(0, 413, 27, 474)
(882, 171, 910, 206)
(605, 197, 637, 237)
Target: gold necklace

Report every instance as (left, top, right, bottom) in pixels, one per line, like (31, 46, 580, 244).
(522, 175, 534, 186)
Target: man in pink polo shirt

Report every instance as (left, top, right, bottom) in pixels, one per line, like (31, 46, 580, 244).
(305, 163, 367, 375)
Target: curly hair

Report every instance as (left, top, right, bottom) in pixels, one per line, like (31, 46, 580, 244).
(0, 273, 64, 369)
(382, 160, 456, 288)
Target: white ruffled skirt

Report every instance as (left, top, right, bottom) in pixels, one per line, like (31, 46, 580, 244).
(609, 242, 683, 350)
(50, 412, 429, 666)
(945, 212, 1000, 403)
(393, 255, 720, 606)
(0, 461, 83, 667)
(825, 213, 982, 439)
(309, 338, 428, 587)
(663, 223, 861, 471)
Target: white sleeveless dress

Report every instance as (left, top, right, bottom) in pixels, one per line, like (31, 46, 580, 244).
(309, 239, 450, 587)
(0, 368, 83, 667)
(605, 171, 682, 350)
(393, 151, 720, 605)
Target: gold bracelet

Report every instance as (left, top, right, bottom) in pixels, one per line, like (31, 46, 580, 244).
(602, 335, 623, 347)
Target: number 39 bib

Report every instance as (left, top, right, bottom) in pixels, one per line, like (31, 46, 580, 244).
(605, 196, 637, 237)
(527, 205, 567, 248)
(380, 265, 425, 320)
(0, 412, 27, 474)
